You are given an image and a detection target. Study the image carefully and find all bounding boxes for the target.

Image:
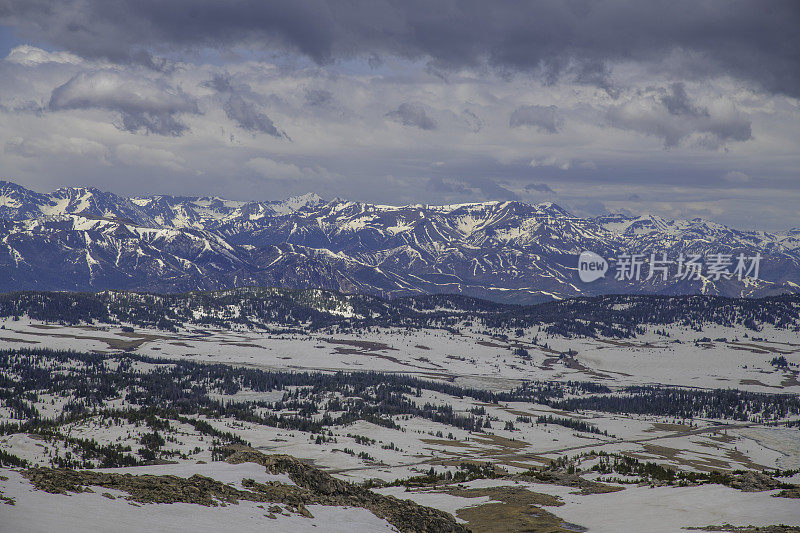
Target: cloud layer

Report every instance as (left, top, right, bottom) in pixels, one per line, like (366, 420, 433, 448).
(0, 2, 797, 230)
(387, 103, 437, 130)
(49, 70, 198, 135)
(2, 1, 799, 97)
(510, 105, 561, 133)
(606, 84, 752, 149)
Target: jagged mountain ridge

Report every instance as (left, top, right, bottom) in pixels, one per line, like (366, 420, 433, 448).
(0, 180, 324, 229)
(0, 180, 798, 302)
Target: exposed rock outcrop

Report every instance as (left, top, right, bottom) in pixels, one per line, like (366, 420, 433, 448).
(22, 447, 469, 533)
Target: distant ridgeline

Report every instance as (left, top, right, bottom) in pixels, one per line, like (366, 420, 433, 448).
(0, 288, 798, 338)
(1, 181, 799, 303)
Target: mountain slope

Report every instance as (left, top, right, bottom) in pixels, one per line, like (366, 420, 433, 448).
(0, 181, 798, 302)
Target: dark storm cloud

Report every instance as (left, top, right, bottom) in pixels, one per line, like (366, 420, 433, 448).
(524, 183, 555, 194)
(224, 94, 287, 138)
(304, 88, 334, 108)
(509, 105, 562, 133)
(606, 84, 752, 149)
(462, 109, 483, 133)
(661, 83, 707, 117)
(466, 178, 520, 201)
(573, 60, 617, 97)
(2, 1, 798, 96)
(116, 112, 189, 137)
(203, 73, 234, 93)
(203, 73, 288, 138)
(387, 103, 437, 130)
(48, 70, 198, 135)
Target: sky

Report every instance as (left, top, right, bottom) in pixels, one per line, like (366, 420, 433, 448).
(0, 1, 798, 230)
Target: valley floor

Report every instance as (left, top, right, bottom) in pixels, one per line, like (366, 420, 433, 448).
(2, 316, 799, 392)
(1, 317, 799, 532)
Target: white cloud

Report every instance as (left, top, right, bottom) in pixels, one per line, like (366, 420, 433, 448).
(5, 45, 83, 66)
(724, 171, 751, 183)
(530, 156, 596, 170)
(246, 157, 304, 179)
(246, 157, 333, 181)
(115, 144, 184, 171)
(49, 69, 198, 135)
(5, 135, 109, 160)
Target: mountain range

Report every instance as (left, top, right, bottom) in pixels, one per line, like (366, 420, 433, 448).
(1, 180, 798, 303)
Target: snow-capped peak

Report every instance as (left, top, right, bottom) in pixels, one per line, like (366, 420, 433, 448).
(0, 180, 797, 303)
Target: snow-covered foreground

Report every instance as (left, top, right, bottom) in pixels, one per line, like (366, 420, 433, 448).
(0, 466, 397, 533)
(378, 478, 800, 533)
(3, 463, 798, 533)
(549, 482, 800, 532)
(1, 317, 799, 532)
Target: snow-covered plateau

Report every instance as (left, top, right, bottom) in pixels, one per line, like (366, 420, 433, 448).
(1, 292, 799, 532)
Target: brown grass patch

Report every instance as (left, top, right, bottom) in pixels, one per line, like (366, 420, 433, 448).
(780, 371, 800, 388)
(729, 342, 795, 355)
(627, 444, 734, 472)
(725, 448, 770, 471)
(476, 340, 508, 349)
(644, 423, 693, 434)
(739, 379, 781, 389)
(0, 336, 40, 344)
(442, 486, 585, 533)
(322, 338, 396, 351)
(471, 434, 529, 452)
(419, 439, 475, 448)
